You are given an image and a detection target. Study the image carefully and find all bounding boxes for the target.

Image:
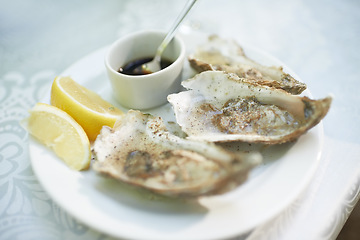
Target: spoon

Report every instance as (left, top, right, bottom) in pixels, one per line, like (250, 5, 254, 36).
(135, 0, 197, 74)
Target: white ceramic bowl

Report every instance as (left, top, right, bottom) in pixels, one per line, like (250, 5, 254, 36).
(105, 30, 186, 109)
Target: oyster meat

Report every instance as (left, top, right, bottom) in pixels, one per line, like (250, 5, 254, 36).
(167, 71, 331, 144)
(188, 35, 307, 95)
(93, 110, 261, 198)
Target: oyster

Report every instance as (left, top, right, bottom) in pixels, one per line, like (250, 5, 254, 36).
(167, 71, 331, 144)
(93, 110, 261, 198)
(189, 35, 307, 95)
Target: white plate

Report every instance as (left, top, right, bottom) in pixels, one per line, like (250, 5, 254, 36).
(29, 32, 323, 240)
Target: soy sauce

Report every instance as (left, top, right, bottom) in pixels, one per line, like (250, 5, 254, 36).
(118, 57, 173, 75)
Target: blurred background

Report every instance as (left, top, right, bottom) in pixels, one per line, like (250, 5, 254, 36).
(1, 0, 359, 239)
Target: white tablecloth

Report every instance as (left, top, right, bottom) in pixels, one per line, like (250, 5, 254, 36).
(1, 0, 360, 239)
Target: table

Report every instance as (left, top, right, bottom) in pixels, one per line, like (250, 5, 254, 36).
(1, 0, 359, 239)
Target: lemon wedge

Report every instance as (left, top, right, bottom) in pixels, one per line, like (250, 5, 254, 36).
(27, 103, 91, 170)
(50, 76, 124, 141)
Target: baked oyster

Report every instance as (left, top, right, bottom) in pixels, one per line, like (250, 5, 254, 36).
(188, 35, 307, 95)
(167, 71, 331, 144)
(93, 110, 261, 198)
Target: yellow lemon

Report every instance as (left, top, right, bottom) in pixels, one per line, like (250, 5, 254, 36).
(27, 103, 91, 170)
(50, 76, 124, 141)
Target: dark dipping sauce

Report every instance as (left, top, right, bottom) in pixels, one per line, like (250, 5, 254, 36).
(118, 57, 173, 75)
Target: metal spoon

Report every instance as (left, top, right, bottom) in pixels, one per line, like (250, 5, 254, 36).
(135, 0, 197, 74)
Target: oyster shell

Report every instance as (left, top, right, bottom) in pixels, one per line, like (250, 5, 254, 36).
(188, 35, 307, 95)
(93, 110, 261, 198)
(167, 71, 331, 144)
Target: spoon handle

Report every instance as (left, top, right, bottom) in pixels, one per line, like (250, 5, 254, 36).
(154, 0, 197, 61)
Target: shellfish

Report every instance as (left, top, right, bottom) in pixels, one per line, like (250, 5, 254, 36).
(167, 71, 331, 144)
(188, 35, 307, 95)
(93, 110, 261, 197)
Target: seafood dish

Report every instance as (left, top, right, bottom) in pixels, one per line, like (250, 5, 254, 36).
(92, 36, 331, 197)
